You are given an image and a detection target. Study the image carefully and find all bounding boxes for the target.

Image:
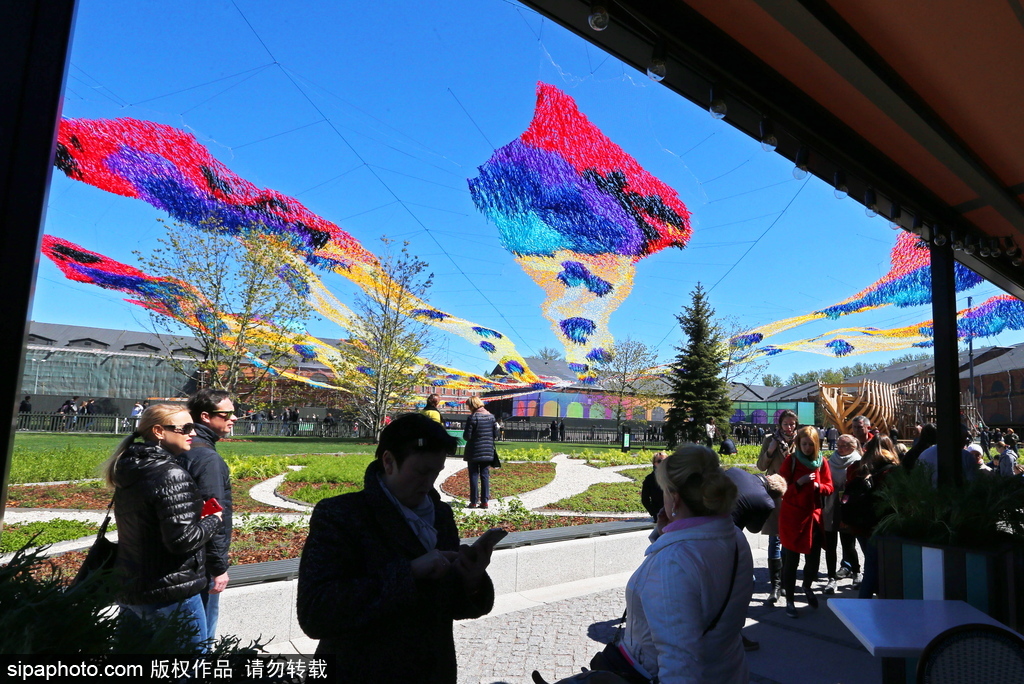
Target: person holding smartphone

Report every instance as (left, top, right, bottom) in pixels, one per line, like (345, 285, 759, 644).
(103, 404, 223, 651)
(297, 413, 497, 683)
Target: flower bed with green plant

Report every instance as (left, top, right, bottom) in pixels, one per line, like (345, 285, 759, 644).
(575, 445, 754, 469)
(441, 462, 556, 500)
(276, 454, 376, 506)
(542, 467, 650, 513)
(0, 519, 111, 553)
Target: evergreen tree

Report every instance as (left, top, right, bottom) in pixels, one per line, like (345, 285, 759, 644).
(664, 284, 732, 447)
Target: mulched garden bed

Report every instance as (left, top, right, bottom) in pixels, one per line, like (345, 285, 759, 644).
(6, 478, 290, 514)
(441, 462, 556, 499)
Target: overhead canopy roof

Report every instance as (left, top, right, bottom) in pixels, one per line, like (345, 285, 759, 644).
(522, 0, 1024, 299)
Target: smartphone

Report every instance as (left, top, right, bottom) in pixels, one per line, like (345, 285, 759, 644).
(475, 527, 508, 553)
(202, 497, 223, 517)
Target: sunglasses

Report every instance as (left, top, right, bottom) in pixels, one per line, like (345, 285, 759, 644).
(208, 411, 235, 418)
(162, 423, 195, 434)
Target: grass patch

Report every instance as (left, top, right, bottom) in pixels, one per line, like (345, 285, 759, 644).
(277, 454, 376, 506)
(0, 519, 107, 553)
(283, 454, 375, 484)
(544, 466, 649, 513)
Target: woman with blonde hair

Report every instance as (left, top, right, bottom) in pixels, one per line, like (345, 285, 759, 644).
(778, 425, 833, 618)
(605, 445, 753, 683)
(462, 396, 498, 508)
(104, 404, 223, 651)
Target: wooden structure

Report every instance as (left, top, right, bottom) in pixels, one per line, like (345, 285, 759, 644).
(820, 378, 983, 436)
(819, 380, 899, 434)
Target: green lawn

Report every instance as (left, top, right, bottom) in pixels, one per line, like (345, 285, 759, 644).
(545, 466, 650, 513)
(8, 433, 374, 484)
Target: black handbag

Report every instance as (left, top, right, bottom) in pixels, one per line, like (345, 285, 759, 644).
(492, 449, 502, 468)
(70, 498, 118, 590)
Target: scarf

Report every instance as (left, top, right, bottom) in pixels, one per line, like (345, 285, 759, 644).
(829, 449, 861, 470)
(795, 448, 823, 470)
(378, 474, 438, 552)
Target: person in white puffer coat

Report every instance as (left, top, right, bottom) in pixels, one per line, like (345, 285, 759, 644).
(619, 445, 754, 684)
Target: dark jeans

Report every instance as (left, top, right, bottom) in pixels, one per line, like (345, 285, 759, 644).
(468, 461, 490, 505)
(767, 534, 782, 560)
(782, 532, 822, 602)
(857, 535, 880, 598)
(824, 529, 860, 578)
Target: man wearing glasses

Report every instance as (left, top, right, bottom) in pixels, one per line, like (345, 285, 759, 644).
(182, 388, 237, 639)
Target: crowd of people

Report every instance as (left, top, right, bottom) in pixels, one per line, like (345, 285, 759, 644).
(70, 390, 1023, 682)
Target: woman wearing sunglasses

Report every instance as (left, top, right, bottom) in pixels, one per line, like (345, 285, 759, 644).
(102, 404, 223, 651)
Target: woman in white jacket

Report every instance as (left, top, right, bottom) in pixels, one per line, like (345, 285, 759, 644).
(619, 445, 754, 684)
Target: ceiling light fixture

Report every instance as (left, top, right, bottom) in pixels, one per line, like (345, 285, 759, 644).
(759, 118, 777, 152)
(833, 170, 848, 199)
(792, 146, 809, 180)
(646, 42, 667, 82)
(864, 188, 878, 218)
(587, 3, 610, 31)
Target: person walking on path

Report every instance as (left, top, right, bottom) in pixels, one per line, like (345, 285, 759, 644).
(463, 396, 498, 509)
(104, 404, 222, 651)
(778, 425, 833, 619)
(422, 393, 443, 423)
(180, 389, 236, 639)
(756, 409, 798, 603)
(297, 413, 495, 683)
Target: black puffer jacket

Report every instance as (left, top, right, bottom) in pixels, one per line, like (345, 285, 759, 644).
(297, 460, 493, 683)
(462, 410, 497, 463)
(112, 443, 221, 605)
(177, 423, 233, 578)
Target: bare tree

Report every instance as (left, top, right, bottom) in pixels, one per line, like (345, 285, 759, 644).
(596, 337, 662, 429)
(721, 315, 773, 385)
(535, 346, 564, 361)
(333, 238, 433, 440)
(135, 220, 312, 401)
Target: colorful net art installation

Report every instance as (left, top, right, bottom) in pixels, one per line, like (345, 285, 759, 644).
(731, 232, 984, 358)
(53, 117, 541, 385)
(469, 83, 692, 384)
(734, 295, 1024, 360)
(42, 235, 542, 394)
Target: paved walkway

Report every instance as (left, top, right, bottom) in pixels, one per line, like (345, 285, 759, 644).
(266, 532, 881, 684)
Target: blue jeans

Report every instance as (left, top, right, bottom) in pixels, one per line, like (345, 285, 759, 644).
(468, 462, 490, 505)
(857, 536, 879, 599)
(119, 593, 208, 652)
(201, 590, 220, 640)
(767, 534, 782, 560)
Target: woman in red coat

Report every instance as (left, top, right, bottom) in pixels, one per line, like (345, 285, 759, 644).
(778, 425, 833, 619)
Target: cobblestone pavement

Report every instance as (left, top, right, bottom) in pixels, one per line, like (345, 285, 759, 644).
(455, 588, 625, 684)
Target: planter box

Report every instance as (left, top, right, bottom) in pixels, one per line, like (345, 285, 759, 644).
(875, 536, 1024, 683)
(877, 536, 1024, 630)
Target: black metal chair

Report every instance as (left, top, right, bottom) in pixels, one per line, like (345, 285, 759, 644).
(916, 622, 1024, 683)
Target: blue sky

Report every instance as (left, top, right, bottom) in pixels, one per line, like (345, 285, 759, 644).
(35, 0, 1022, 383)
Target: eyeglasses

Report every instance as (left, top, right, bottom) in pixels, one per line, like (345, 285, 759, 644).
(208, 411, 235, 418)
(162, 423, 195, 434)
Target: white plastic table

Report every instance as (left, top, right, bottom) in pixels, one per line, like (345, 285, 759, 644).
(829, 598, 1006, 657)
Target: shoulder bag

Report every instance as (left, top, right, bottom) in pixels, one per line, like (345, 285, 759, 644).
(69, 498, 118, 591)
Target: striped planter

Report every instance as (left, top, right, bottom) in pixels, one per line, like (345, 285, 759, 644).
(877, 537, 1023, 629)
(876, 537, 1024, 683)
